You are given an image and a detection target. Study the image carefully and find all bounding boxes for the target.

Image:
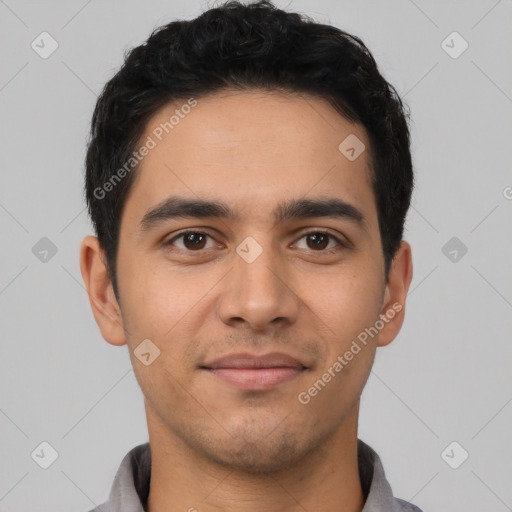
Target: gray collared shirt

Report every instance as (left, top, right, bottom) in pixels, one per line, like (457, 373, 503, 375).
(88, 439, 423, 512)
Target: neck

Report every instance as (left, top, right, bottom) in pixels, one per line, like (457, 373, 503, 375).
(145, 409, 365, 512)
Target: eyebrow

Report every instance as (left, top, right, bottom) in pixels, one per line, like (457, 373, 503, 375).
(138, 196, 367, 233)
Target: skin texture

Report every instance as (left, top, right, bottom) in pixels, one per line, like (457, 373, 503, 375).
(80, 89, 413, 512)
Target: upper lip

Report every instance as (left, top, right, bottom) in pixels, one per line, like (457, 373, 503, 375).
(201, 352, 307, 370)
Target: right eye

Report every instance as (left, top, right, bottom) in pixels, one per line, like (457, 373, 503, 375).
(164, 230, 217, 252)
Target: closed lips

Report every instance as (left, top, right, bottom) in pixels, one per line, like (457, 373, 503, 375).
(201, 352, 307, 370)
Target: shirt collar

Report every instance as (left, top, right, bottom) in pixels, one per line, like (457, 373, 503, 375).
(93, 439, 422, 512)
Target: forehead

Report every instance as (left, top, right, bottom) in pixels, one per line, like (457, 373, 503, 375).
(121, 89, 377, 230)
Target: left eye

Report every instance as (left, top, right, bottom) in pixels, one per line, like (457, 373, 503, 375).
(165, 230, 345, 252)
(295, 231, 344, 251)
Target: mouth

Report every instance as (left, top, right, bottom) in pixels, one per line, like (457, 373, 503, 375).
(200, 352, 308, 391)
(202, 367, 307, 391)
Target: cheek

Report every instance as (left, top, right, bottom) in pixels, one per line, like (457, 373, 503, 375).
(302, 264, 383, 340)
(300, 347, 376, 419)
(119, 256, 195, 336)
(120, 265, 217, 386)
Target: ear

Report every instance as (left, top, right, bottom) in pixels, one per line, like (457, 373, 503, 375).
(79, 235, 127, 346)
(377, 240, 413, 347)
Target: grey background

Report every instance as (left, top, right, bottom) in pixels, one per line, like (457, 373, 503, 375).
(1, 0, 511, 510)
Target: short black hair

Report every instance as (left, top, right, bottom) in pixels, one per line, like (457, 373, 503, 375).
(84, 0, 414, 302)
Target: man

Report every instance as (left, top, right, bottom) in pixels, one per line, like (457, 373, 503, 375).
(80, 0, 418, 510)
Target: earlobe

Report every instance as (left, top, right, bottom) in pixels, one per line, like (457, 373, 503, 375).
(79, 235, 127, 346)
(377, 241, 413, 347)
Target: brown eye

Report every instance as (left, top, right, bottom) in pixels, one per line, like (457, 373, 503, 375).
(295, 231, 346, 252)
(166, 231, 214, 251)
(306, 232, 329, 250)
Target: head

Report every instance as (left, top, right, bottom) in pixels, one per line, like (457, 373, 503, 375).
(81, 0, 413, 474)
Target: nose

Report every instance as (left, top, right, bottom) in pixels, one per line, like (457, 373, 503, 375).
(216, 239, 300, 332)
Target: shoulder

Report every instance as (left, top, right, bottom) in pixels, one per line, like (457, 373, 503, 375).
(395, 497, 424, 511)
(358, 439, 424, 512)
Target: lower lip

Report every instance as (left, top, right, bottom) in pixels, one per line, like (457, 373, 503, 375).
(205, 367, 305, 391)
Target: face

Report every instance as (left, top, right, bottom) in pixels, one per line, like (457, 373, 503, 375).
(81, 89, 412, 474)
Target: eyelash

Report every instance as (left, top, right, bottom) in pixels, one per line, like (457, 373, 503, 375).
(164, 229, 348, 253)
